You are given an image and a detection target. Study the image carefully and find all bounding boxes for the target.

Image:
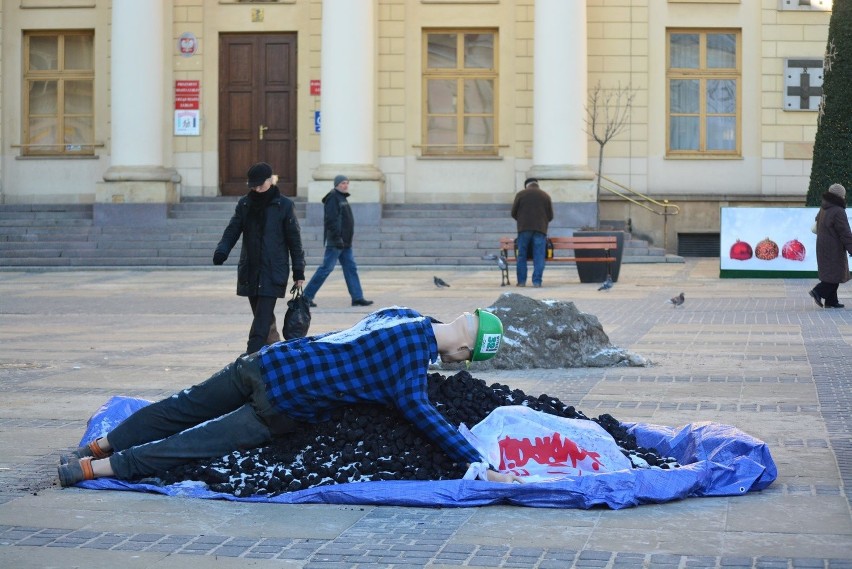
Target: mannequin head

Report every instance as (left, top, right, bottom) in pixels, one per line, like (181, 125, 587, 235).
(434, 309, 503, 363)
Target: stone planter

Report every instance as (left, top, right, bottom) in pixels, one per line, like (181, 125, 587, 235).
(573, 230, 625, 283)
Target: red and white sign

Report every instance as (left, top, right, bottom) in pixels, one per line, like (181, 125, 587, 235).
(310, 79, 321, 96)
(175, 80, 200, 110)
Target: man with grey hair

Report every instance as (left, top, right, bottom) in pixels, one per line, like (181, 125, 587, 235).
(511, 178, 553, 288)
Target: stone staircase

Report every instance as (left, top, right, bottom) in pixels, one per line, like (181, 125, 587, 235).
(599, 219, 679, 264)
(0, 201, 680, 268)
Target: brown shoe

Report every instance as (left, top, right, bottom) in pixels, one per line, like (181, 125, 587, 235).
(58, 457, 95, 487)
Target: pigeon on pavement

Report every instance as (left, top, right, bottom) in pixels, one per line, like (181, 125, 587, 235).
(434, 276, 451, 288)
(668, 292, 685, 307)
(598, 275, 613, 291)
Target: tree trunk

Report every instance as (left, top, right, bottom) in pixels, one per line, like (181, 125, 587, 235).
(596, 145, 605, 228)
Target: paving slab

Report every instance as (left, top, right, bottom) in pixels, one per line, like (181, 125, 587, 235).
(1, 260, 852, 568)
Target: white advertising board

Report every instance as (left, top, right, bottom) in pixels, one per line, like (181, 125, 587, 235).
(719, 207, 827, 278)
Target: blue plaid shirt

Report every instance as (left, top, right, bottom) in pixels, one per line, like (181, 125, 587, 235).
(257, 307, 483, 465)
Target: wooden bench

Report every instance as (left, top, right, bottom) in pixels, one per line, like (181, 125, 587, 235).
(498, 235, 618, 286)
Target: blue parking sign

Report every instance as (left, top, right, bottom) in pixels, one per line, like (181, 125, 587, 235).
(314, 111, 321, 133)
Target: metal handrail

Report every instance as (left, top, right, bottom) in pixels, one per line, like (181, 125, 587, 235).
(597, 174, 680, 250)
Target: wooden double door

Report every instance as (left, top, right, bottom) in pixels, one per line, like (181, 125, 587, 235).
(219, 33, 297, 197)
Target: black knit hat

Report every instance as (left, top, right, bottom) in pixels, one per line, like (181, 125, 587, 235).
(247, 162, 273, 188)
(523, 177, 539, 188)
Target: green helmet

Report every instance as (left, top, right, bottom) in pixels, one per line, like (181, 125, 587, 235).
(471, 308, 503, 361)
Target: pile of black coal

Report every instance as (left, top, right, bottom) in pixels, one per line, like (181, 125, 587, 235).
(156, 371, 679, 497)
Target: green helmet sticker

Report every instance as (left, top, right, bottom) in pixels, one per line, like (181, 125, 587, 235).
(472, 308, 503, 361)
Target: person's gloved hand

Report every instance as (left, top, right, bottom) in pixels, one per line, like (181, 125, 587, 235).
(213, 251, 227, 265)
(333, 241, 345, 249)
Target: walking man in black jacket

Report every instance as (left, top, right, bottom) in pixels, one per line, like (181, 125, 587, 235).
(213, 162, 306, 354)
(303, 174, 373, 307)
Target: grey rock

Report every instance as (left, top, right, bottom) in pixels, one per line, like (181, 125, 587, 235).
(458, 293, 648, 370)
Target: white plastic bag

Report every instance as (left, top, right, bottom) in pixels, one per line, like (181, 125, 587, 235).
(461, 406, 631, 483)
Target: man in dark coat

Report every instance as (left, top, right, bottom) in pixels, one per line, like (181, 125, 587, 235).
(302, 174, 373, 307)
(810, 183, 852, 309)
(511, 178, 554, 287)
(213, 162, 306, 353)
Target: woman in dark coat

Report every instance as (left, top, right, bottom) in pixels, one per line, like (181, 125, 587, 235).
(810, 183, 852, 309)
(214, 162, 306, 353)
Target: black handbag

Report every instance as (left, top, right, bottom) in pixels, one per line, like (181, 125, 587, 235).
(282, 285, 311, 340)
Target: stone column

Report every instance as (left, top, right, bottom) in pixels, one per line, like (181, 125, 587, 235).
(308, 0, 383, 224)
(96, 0, 179, 224)
(529, 0, 596, 229)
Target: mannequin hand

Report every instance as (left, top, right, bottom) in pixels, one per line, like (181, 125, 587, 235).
(485, 469, 525, 484)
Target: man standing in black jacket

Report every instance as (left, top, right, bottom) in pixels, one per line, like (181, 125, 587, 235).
(303, 174, 373, 308)
(213, 162, 306, 354)
(511, 178, 553, 288)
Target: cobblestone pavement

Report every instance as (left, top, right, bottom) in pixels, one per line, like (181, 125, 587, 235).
(1, 260, 851, 568)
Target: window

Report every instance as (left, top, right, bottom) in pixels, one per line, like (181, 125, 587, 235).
(23, 30, 94, 156)
(422, 30, 497, 156)
(666, 29, 740, 157)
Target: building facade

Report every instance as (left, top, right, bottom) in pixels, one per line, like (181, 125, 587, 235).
(0, 0, 833, 251)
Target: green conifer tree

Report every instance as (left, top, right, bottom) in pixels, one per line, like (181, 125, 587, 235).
(807, 0, 852, 205)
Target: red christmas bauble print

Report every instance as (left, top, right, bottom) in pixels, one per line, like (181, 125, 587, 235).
(729, 239, 753, 261)
(782, 239, 806, 261)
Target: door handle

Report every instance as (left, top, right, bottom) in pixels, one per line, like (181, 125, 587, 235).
(259, 124, 269, 140)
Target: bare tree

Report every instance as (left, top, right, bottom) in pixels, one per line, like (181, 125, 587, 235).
(584, 81, 635, 228)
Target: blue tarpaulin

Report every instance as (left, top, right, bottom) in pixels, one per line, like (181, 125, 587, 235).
(74, 396, 777, 509)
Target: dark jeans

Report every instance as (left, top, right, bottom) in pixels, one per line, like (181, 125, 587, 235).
(814, 281, 840, 306)
(516, 231, 547, 286)
(107, 356, 295, 480)
(247, 295, 277, 354)
(303, 246, 365, 302)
